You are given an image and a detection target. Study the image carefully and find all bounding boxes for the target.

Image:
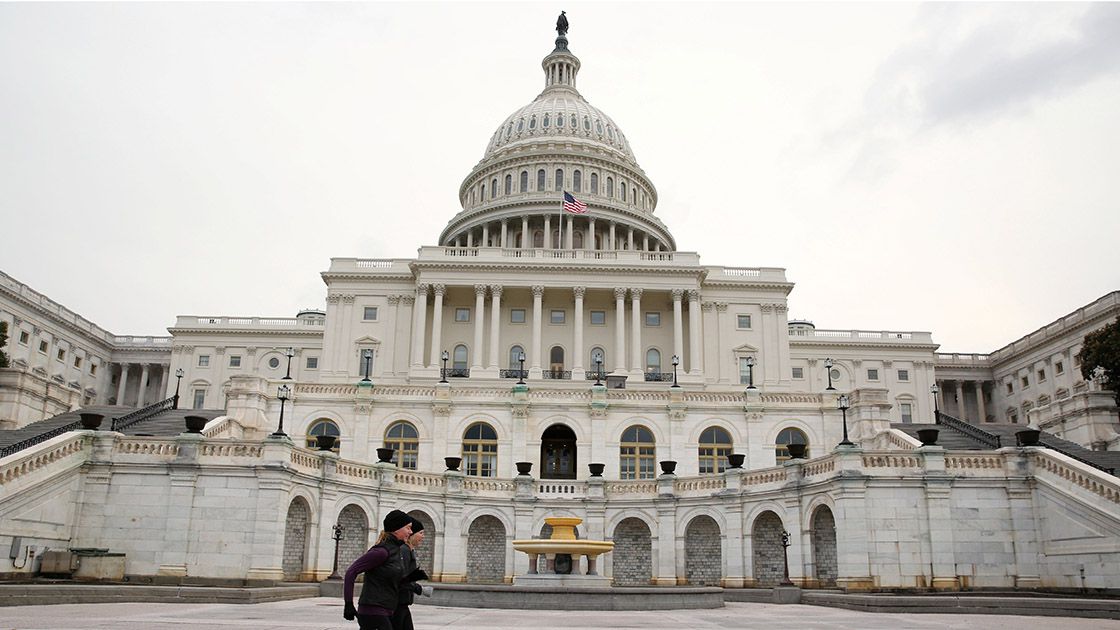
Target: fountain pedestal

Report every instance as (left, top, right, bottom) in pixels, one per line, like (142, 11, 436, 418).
(512, 517, 614, 588)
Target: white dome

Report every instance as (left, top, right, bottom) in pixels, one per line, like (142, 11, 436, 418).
(483, 93, 637, 164)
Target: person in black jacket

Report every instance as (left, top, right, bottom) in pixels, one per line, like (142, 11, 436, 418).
(391, 517, 429, 630)
(342, 509, 416, 630)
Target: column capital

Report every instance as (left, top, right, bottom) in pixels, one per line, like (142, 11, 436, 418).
(671, 288, 684, 301)
(614, 287, 628, 300)
(387, 295, 402, 305)
(715, 302, 728, 312)
(629, 287, 643, 300)
(416, 283, 430, 295)
(573, 286, 586, 299)
(341, 294, 356, 304)
(432, 283, 446, 296)
(401, 295, 415, 306)
(475, 284, 488, 296)
(326, 294, 341, 305)
(701, 302, 714, 312)
(761, 303, 775, 313)
(686, 289, 700, 302)
(532, 285, 545, 298)
(489, 284, 503, 298)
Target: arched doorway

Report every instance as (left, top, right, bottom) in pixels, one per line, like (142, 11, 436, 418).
(540, 424, 577, 479)
(336, 504, 369, 571)
(811, 506, 837, 587)
(751, 511, 785, 586)
(684, 515, 722, 585)
(466, 515, 506, 584)
(611, 518, 653, 586)
(282, 497, 311, 581)
(409, 510, 436, 576)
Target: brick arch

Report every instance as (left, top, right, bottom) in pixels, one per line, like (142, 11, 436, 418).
(751, 510, 785, 586)
(611, 517, 652, 586)
(466, 515, 506, 584)
(408, 509, 436, 575)
(282, 497, 311, 581)
(337, 504, 369, 571)
(684, 514, 722, 586)
(811, 505, 837, 587)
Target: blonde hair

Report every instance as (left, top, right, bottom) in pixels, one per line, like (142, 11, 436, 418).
(374, 531, 391, 545)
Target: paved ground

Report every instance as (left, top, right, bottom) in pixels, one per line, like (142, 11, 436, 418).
(1, 598, 1119, 629)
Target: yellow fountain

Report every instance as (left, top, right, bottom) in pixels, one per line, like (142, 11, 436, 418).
(511, 517, 614, 587)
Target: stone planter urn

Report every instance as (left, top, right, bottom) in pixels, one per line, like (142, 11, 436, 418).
(79, 413, 103, 430)
(727, 453, 745, 469)
(516, 461, 533, 475)
(587, 463, 605, 477)
(376, 447, 395, 463)
(444, 456, 462, 471)
(315, 435, 337, 451)
(659, 460, 677, 475)
(183, 415, 208, 434)
(1016, 429, 1041, 447)
(917, 428, 940, 446)
(786, 443, 807, 459)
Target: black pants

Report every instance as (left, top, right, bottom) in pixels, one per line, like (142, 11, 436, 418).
(390, 604, 414, 630)
(357, 613, 394, 630)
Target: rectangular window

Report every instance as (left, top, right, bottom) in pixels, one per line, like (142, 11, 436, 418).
(73, 356, 82, 368)
(1055, 361, 1064, 375)
(1037, 368, 1046, 382)
(737, 314, 752, 329)
(454, 307, 470, 323)
(229, 355, 241, 368)
(1009, 411, 1018, 424)
(897, 369, 909, 382)
(900, 403, 913, 423)
(18, 330, 29, 345)
(90, 363, 97, 375)
(1006, 381, 1014, 394)
(192, 389, 206, 409)
(738, 358, 753, 385)
(306, 357, 319, 369)
(510, 308, 526, 324)
(56, 348, 65, 361)
(363, 307, 378, 321)
(644, 312, 660, 327)
(589, 310, 606, 325)
(1021, 375, 1029, 388)
(39, 340, 48, 354)
(867, 368, 879, 381)
(792, 367, 804, 379)
(1073, 352, 1081, 367)
(550, 310, 565, 324)
(198, 355, 210, 367)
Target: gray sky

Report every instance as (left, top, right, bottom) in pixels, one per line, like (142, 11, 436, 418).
(2, 2, 1118, 353)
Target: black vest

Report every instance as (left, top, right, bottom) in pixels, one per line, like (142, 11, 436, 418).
(358, 537, 415, 610)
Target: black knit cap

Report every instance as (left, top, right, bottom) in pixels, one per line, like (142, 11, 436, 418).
(383, 509, 411, 533)
(409, 517, 424, 533)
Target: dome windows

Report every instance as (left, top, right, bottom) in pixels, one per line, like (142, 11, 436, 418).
(520, 171, 528, 193)
(516, 118, 524, 133)
(607, 125, 615, 140)
(504, 174, 512, 195)
(606, 177, 614, 198)
(595, 120, 603, 135)
(570, 114, 577, 129)
(555, 169, 564, 192)
(507, 121, 514, 138)
(557, 113, 564, 128)
(543, 113, 550, 128)
(583, 116, 590, 131)
(537, 169, 546, 191)
(491, 178, 498, 199)
(620, 180, 627, 201)
(529, 115, 537, 130)
(573, 170, 582, 193)
(590, 173, 598, 195)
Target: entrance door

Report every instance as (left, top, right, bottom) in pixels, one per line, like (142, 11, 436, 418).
(540, 424, 577, 479)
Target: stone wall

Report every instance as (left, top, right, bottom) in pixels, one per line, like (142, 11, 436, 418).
(337, 504, 368, 571)
(611, 518, 652, 586)
(811, 506, 837, 586)
(684, 515, 721, 586)
(282, 498, 310, 581)
(465, 515, 506, 584)
(752, 511, 785, 586)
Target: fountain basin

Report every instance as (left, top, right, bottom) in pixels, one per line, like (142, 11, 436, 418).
(511, 517, 615, 587)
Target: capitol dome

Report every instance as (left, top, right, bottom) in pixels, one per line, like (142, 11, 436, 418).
(440, 25, 674, 252)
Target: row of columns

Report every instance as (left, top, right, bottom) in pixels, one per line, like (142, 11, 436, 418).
(934, 379, 990, 424)
(110, 362, 170, 408)
(449, 214, 667, 252)
(409, 284, 701, 377)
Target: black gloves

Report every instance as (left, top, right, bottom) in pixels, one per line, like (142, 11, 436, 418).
(411, 582, 423, 595)
(343, 601, 357, 620)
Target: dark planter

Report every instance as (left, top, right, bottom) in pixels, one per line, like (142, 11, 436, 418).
(1016, 429, 1041, 447)
(79, 413, 103, 430)
(376, 447, 395, 463)
(183, 415, 208, 434)
(786, 443, 807, 459)
(727, 453, 745, 469)
(444, 456, 462, 471)
(516, 461, 533, 475)
(315, 435, 337, 451)
(588, 463, 605, 477)
(917, 428, 940, 446)
(659, 460, 677, 475)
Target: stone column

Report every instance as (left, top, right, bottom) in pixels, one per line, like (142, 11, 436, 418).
(566, 216, 574, 249)
(481, 224, 489, 247)
(687, 290, 701, 376)
(573, 287, 585, 378)
(410, 284, 429, 367)
(544, 215, 551, 248)
(642, 234, 649, 251)
(488, 285, 503, 370)
(671, 289, 684, 368)
(500, 220, 508, 248)
(614, 288, 627, 373)
(116, 363, 129, 406)
(466, 231, 473, 247)
(714, 303, 728, 383)
(429, 284, 446, 368)
(608, 222, 616, 250)
(385, 295, 400, 375)
(159, 366, 170, 400)
(472, 284, 486, 371)
(531, 285, 544, 376)
(955, 381, 965, 420)
(138, 363, 150, 407)
(521, 216, 529, 248)
(627, 227, 634, 250)
(975, 381, 987, 423)
(588, 218, 596, 250)
(630, 288, 643, 375)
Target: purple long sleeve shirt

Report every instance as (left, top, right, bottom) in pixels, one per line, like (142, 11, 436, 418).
(343, 546, 395, 616)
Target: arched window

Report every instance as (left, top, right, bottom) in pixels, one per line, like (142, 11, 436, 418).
(533, 230, 544, 248)
(509, 345, 525, 369)
(384, 421, 419, 469)
(549, 346, 565, 372)
(632, 187, 637, 203)
(555, 169, 564, 192)
(645, 348, 661, 373)
(620, 425, 656, 480)
(462, 422, 498, 477)
(698, 426, 732, 474)
(573, 170, 582, 193)
(453, 344, 468, 370)
(573, 230, 583, 248)
(306, 419, 340, 453)
(589, 347, 606, 372)
(620, 181, 627, 201)
(491, 178, 497, 199)
(775, 427, 809, 462)
(504, 174, 512, 195)
(480, 183, 486, 200)
(606, 176, 614, 198)
(537, 169, 546, 191)
(590, 173, 598, 195)
(520, 171, 528, 193)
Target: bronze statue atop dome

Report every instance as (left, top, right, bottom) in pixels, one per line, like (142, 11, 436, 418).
(556, 11, 568, 37)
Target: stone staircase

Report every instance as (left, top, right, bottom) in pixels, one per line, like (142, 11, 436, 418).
(118, 408, 226, 436)
(0, 405, 126, 451)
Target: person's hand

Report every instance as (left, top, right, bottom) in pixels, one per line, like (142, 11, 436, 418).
(411, 583, 423, 595)
(344, 601, 357, 620)
(421, 585, 434, 598)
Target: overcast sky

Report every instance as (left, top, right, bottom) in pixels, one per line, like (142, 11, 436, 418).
(1, 2, 1118, 353)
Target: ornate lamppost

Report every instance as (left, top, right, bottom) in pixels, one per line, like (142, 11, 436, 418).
(360, 349, 373, 384)
(837, 393, 853, 447)
(671, 355, 680, 388)
(172, 368, 184, 409)
(824, 358, 835, 391)
(440, 350, 449, 383)
(745, 356, 756, 390)
(272, 384, 291, 437)
(517, 351, 526, 385)
(930, 383, 940, 423)
(327, 523, 344, 580)
(282, 347, 295, 380)
(593, 350, 604, 386)
(780, 530, 794, 586)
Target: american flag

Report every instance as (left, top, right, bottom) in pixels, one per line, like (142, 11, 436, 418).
(562, 191, 588, 214)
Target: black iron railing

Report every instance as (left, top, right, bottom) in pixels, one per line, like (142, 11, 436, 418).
(585, 371, 604, 380)
(499, 369, 527, 379)
(643, 372, 674, 382)
(446, 368, 470, 378)
(542, 370, 571, 380)
(0, 422, 81, 459)
(936, 411, 1002, 449)
(0, 397, 178, 460)
(111, 397, 176, 432)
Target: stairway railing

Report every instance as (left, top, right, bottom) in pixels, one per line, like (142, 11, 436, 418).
(0, 397, 176, 460)
(936, 411, 1002, 448)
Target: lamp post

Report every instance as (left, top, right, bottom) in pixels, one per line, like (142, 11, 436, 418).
(930, 383, 940, 424)
(517, 351, 526, 385)
(360, 349, 372, 384)
(593, 351, 604, 386)
(272, 384, 290, 437)
(671, 355, 680, 388)
(172, 368, 184, 409)
(745, 356, 756, 390)
(282, 347, 295, 380)
(780, 530, 794, 586)
(327, 523, 344, 580)
(824, 358, 835, 390)
(440, 350, 449, 383)
(837, 394, 853, 446)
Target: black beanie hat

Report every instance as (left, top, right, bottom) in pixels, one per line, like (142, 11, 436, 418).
(409, 517, 424, 533)
(383, 509, 411, 533)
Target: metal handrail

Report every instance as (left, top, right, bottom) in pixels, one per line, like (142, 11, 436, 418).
(499, 369, 527, 379)
(936, 412, 1002, 449)
(542, 370, 572, 380)
(111, 397, 176, 432)
(0, 422, 81, 459)
(643, 372, 674, 382)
